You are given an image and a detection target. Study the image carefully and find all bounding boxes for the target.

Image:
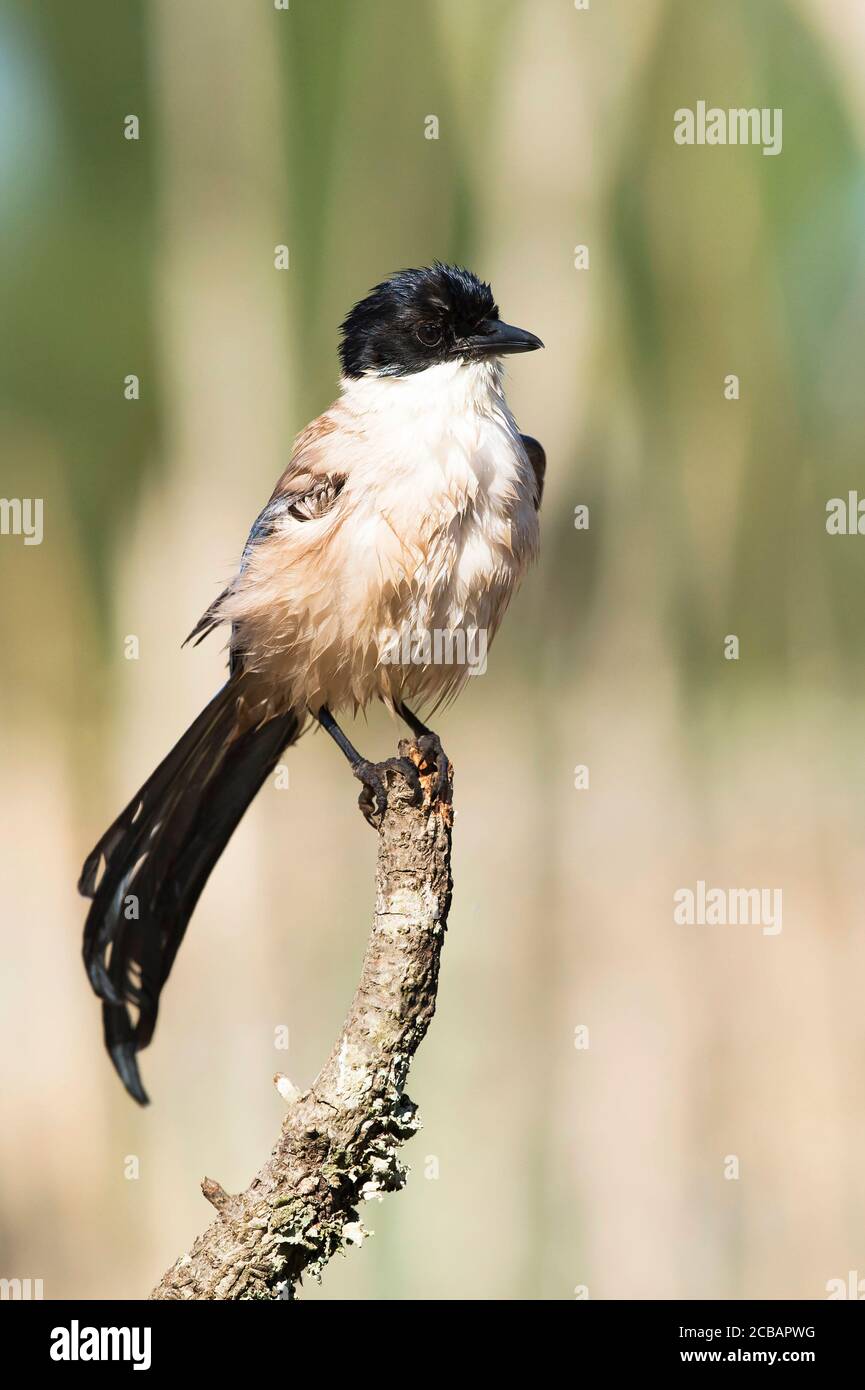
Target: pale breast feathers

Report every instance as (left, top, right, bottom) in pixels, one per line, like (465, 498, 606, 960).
(183, 373, 543, 716)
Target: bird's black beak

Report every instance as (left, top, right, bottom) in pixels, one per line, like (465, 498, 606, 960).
(464, 318, 544, 357)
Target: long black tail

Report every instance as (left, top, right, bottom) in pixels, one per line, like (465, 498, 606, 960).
(79, 672, 300, 1104)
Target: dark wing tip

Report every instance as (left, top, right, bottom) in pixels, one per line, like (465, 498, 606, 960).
(520, 434, 546, 508)
(183, 586, 231, 649)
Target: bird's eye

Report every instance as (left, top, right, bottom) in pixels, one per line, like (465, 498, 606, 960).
(416, 322, 442, 347)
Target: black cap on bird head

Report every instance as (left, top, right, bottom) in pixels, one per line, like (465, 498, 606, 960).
(339, 262, 544, 379)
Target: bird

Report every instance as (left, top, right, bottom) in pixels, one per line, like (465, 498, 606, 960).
(79, 262, 545, 1104)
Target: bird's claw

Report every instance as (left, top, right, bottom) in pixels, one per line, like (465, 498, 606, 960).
(414, 731, 452, 807)
(353, 756, 422, 828)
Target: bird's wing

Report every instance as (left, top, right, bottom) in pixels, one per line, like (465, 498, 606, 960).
(183, 412, 346, 650)
(520, 434, 546, 509)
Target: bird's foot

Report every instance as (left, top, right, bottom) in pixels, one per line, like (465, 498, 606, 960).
(353, 756, 422, 829)
(413, 731, 452, 810)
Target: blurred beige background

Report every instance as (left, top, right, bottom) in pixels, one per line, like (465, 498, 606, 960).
(2, 0, 865, 1300)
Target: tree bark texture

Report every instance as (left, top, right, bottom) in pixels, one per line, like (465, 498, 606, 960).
(150, 740, 453, 1300)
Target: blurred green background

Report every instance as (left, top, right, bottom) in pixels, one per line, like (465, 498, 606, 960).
(2, 0, 865, 1300)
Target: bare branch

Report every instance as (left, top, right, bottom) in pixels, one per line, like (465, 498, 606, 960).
(150, 739, 453, 1301)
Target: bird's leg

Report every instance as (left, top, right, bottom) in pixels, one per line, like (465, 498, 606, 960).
(315, 706, 421, 828)
(397, 703, 451, 805)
